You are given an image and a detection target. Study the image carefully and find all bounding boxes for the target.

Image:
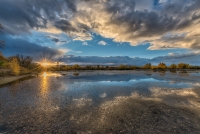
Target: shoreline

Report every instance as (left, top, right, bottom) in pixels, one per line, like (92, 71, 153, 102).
(0, 74, 35, 87)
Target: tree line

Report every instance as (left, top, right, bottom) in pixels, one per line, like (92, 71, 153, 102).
(1, 53, 200, 76)
(48, 62, 200, 71)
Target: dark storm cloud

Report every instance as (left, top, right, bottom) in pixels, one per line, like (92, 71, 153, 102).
(46, 35, 67, 43)
(1, 0, 199, 38)
(103, 0, 200, 38)
(58, 55, 150, 65)
(51, 38, 67, 43)
(52, 38, 60, 43)
(0, 0, 200, 51)
(57, 52, 200, 66)
(151, 52, 200, 65)
(60, 0, 200, 49)
(1, 35, 63, 60)
(54, 19, 77, 32)
(0, 0, 76, 34)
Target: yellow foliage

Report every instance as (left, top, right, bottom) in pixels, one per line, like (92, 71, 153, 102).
(20, 67, 30, 74)
(158, 63, 167, 69)
(9, 58, 20, 75)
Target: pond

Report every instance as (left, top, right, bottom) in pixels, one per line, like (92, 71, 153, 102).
(0, 71, 200, 133)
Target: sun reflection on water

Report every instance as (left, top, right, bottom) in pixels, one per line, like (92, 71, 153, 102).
(42, 72, 61, 77)
(41, 73, 48, 97)
(43, 72, 47, 77)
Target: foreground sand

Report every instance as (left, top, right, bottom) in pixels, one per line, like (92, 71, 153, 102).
(0, 74, 33, 86)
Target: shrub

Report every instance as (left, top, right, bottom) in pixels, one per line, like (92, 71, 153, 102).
(177, 63, 189, 69)
(9, 58, 20, 75)
(143, 63, 151, 69)
(158, 63, 167, 70)
(169, 64, 177, 69)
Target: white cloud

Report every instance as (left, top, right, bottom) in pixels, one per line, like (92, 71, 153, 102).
(98, 41, 107, 46)
(82, 42, 89, 46)
(69, 0, 200, 49)
(2, 0, 200, 50)
(58, 48, 70, 53)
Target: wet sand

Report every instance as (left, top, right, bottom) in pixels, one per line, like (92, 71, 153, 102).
(0, 71, 200, 133)
(0, 74, 34, 86)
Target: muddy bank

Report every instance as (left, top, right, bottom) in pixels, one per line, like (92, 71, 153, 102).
(0, 74, 35, 87)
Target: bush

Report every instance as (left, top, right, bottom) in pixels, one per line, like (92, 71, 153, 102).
(169, 64, 177, 69)
(143, 63, 151, 69)
(20, 67, 30, 75)
(158, 63, 167, 70)
(177, 63, 189, 69)
(9, 58, 20, 75)
(72, 64, 80, 70)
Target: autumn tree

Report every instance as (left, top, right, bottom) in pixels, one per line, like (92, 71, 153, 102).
(9, 54, 33, 69)
(9, 58, 20, 75)
(177, 63, 189, 69)
(158, 63, 167, 70)
(169, 64, 177, 69)
(143, 63, 151, 69)
(72, 64, 80, 70)
(118, 65, 127, 70)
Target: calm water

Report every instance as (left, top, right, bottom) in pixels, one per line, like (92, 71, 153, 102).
(0, 71, 200, 133)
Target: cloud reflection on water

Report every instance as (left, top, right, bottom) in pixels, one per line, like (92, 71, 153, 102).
(1, 71, 200, 133)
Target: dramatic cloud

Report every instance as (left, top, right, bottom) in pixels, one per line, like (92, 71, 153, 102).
(98, 41, 107, 46)
(57, 51, 200, 65)
(46, 35, 67, 43)
(0, 0, 76, 34)
(1, 35, 63, 60)
(69, 0, 200, 49)
(1, 0, 200, 58)
(58, 55, 150, 65)
(151, 51, 200, 65)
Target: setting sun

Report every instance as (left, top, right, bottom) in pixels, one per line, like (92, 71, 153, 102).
(42, 62, 48, 67)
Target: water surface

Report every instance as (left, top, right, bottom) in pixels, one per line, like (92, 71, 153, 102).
(0, 71, 200, 133)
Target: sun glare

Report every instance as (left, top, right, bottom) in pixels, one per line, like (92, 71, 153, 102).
(42, 62, 48, 67)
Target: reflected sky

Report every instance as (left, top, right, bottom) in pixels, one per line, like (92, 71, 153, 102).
(0, 71, 200, 133)
(1, 71, 200, 111)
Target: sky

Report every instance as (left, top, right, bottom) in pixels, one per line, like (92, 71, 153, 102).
(0, 0, 200, 65)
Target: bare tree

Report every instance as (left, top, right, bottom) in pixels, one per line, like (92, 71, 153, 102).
(16, 54, 33, 68)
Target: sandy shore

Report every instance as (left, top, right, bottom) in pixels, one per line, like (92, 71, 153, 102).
(0, 74, 34, 86)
